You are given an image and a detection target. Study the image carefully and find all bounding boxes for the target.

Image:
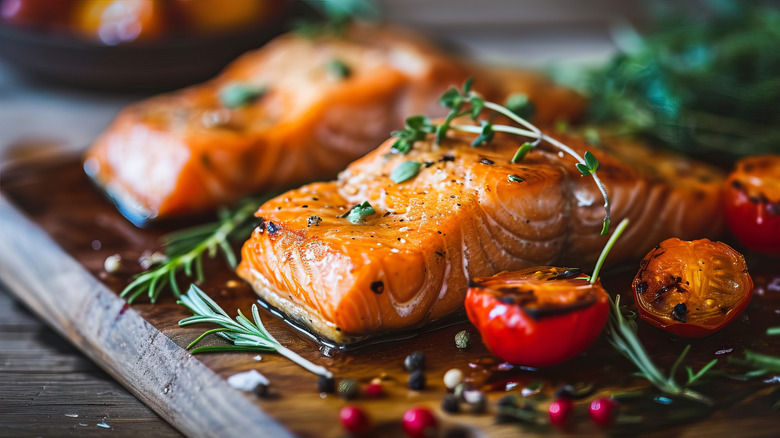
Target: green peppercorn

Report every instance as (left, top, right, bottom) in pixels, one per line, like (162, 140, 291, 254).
(338, 378, 359, 400)
(454, 330, 470, 349)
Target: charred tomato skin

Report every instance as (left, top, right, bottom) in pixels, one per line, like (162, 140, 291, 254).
(632, 238, 753, 338)
(465, 267, 609, 367)
(724, 155, 780, 256)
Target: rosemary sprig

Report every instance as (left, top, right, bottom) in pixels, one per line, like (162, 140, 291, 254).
(768, 327, 780, 336)
(390, 79, 612, 235)
(729, 350, 780, 373)
(178, 285, 332, 378)
(121, 196, 269, 304)
(606, 295, 715, 405)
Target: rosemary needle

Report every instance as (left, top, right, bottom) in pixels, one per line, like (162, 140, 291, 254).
(178, 285, 332, 378)
(121, 195, 272, 304)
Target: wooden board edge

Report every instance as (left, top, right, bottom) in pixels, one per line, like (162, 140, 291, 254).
(0, 195, 294, 438)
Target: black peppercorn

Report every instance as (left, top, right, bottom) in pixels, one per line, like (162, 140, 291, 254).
(441, 393, 460, 413)
(338, 378, 359, 400)
(252, 382, 269, 398)
(408, 370, 426, 390)
(404, 352, 426, 372)
(317, 375, 335, 393)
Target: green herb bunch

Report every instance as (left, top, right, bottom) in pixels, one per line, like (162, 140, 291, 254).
(568, 0, 780, 161)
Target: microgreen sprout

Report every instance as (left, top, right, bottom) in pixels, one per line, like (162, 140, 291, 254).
(391, 78, 612, 235)
(219, 82, 266, 109)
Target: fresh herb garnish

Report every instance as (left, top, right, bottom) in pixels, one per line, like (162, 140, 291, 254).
(342, 201, 376, 224)
(295, 0, 378, 37)
(729, 350, 780, 373)
(504, 93, 536, 121)
(558, 1, 780, 161)
(219, 82, 266, 109)
(393, 79, 612, 235)
(178, 285, 332, 378)
(606, 295, 715, 404)
(121, 196, 269, 303)
(390, 160, 422, 184)
(768, 327, 780, 336)
(327, 58, 351, 79)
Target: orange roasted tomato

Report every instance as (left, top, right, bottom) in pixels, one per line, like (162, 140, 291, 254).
(724, 154, 780, 256)
(632, 238, 753, 338)
(465, 267, 609, 367)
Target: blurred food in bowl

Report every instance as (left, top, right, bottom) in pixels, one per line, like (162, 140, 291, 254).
(0, 0, 288, 90)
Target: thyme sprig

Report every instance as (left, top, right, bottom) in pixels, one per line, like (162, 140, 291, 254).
(121, 196, 269, 304)
(390, 79, 612, 235)
(178, 285, 332, 378)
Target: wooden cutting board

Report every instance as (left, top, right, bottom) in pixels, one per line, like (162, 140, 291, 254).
(1, 157, 779, 438)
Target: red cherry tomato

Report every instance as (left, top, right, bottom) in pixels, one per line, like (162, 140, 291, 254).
(632, 238, 753, 338)
(548, 398, 574, 427)
(589, 398, 616, 427)
(724, 154, 780, 256)
(465, 266, 609, 367)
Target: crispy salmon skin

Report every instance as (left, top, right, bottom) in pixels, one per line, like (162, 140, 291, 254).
(237, 127, 725, 344)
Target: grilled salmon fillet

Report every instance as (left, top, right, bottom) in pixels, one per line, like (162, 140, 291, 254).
(237, 126, 725, 345)
(83, 24, 585, 224)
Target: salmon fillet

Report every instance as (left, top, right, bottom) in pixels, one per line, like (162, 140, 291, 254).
(237, 126, 725, 345)
(83, 24, 585, 224)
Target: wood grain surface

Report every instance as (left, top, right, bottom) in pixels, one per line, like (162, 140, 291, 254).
(1, 157, 779, 438)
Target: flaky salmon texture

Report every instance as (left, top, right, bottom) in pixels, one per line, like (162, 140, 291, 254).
(83, 23, 584, 225)
(237, 126, 725, 345)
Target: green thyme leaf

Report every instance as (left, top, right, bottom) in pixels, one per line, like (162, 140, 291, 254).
(601, 218, 611, 236)
(508, 174, 525, 183)
(461, 77, 474, 94)
(469, 97, 485, 120)
(391, 138, 412, 154)
(439, 87, 463, 111)
(471, 121, 495, 147)
(391, 160, 422, 183)
(327, 58, 351, 79)
(504, 93, 536, 121)
(405, 115, 434, 133)
(219, 82, 266, 109)
(345, 201, 376, 224)
(511, 142, 534, 163)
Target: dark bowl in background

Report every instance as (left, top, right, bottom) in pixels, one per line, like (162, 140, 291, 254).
(0, 20, 286, 92)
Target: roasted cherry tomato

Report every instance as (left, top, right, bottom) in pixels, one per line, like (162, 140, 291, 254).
(465, 266, 609, 367)
(724, 154, 780, 256)
(632, 238, 753, 338)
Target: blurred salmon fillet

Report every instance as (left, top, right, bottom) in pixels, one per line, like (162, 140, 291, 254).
(83, 25, 584, 224)
(237, 127, 724, 344)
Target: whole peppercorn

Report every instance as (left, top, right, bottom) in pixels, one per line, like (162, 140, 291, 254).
(589, 397, 616, 427)
(408, 370, 426, 390)
(453, 383, 469, 401)
(404, 352, 426, 372)
(252, 382, 269, 398)
(454, 330, 470, 349)
(443, 368, 464, 389)
(402, 406, 438, 438)
(441, 393, 460, 414)
(365, 382, 384, 398)
(317, 375, 335, 393)
(463, 389, 486, 414)
(548, 398, 574, 427)
(338, 378, 359, 400)
(340, 405, 370, 436)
